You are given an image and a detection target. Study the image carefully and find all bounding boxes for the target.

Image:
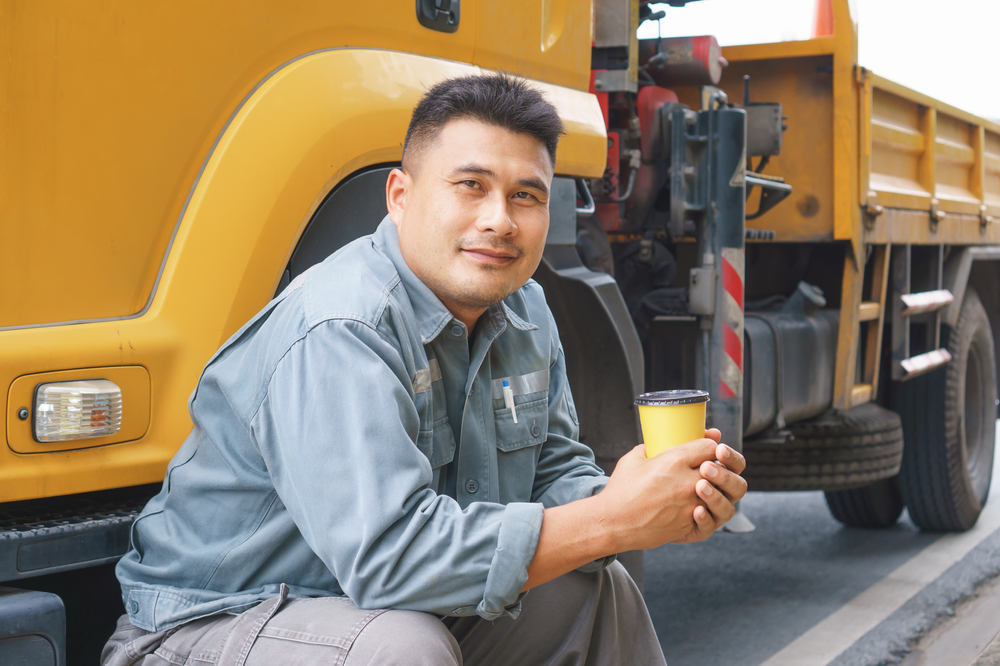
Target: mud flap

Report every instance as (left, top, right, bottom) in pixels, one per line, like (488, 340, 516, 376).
(533, 248, 644, 474)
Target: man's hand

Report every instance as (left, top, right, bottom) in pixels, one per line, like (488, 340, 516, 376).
(672, 430, 747, 544)
(594, 432, 747, 551)
(522, 430, 746, 591)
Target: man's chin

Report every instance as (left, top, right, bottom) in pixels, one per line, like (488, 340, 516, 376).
(450, 281, 521, 310)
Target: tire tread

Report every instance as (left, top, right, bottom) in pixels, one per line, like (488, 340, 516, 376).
(743, 403, 904, 492)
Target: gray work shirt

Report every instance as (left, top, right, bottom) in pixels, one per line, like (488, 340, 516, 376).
(116, 217, 610, 633)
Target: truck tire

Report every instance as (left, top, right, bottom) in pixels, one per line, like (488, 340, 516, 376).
(742, 403, 904, 492)
(897, 287, 998, 532)
(823, 476, 904, 528)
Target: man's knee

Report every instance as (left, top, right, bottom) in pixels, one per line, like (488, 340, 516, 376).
(345, 608, 461, 666)
(557, 560, 644, 611)
(603, 560, 642, 595)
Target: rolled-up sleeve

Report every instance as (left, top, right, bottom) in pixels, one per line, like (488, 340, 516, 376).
(250, 319, 542, 619)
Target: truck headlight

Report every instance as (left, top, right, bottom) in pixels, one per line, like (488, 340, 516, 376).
(34, 380, 123, 442)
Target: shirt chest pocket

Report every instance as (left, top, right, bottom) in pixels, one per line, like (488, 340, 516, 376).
(492, 368, 550, 452)
(494, 395, 549, 451)
(415, 417, 457, 468)
(493, 392, 548, 504)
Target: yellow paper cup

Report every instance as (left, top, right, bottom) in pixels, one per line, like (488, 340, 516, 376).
(635, 390, 710, 458)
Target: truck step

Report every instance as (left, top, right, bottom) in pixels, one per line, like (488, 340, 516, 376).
(0, 485, 158, 583)
(899, 348, 953, 380)
(900, 289, 954, 317)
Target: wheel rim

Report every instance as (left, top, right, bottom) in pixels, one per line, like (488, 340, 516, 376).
(963, 343, 986, 476)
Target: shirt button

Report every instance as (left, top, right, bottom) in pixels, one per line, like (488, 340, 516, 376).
(531, 424, 541, 437)
(128, 600, 139, 614)
(451, 325, 464, 337)
(465, 479, 479, 494)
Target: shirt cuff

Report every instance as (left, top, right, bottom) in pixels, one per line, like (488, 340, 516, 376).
(476, 502, 544, 621)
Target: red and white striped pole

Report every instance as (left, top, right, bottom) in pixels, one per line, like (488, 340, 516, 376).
(719, 248, 745, 401)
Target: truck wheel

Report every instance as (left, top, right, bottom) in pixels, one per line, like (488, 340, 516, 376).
(897, 288, 998, 532)
(823, 476, 904, 528)
(742, 403, 904, 492)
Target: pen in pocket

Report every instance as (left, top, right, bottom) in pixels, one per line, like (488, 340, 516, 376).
(502, 379, 518, 424)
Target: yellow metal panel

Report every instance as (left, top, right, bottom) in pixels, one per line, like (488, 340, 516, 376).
(935, 113, 980, 213)
(866, 209, 1000, 245)
(473, 0, 592, 91)
(873, 97, 924, 190)
(721, 37, 836, 63)
(869, 74, 1000, 136)
(672, 55, 836, 242)
(830, 0, 860, 251)
(865, 71, 1000, 225)
(869, 88, 931, 208)
(7, 366, 150, 454)
(537, 85, 608, 179)
(872, 120, 924, 155)
(0, 49, 606, 502)
(0, 0, 477, 329)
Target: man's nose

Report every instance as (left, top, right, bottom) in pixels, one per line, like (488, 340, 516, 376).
(476, 192, 516, 236)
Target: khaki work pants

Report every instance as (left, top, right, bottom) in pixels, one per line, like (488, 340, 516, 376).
(101, 562, 666, 666)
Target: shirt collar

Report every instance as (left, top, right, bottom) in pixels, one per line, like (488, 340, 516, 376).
(498, 299, 538, 332)
(373, 216, 538, 343)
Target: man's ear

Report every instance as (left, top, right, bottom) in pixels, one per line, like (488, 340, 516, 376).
(386, 168, 410, 226)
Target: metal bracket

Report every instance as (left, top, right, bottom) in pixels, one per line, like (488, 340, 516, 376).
(929, 198, 945, 232)
(575, 178, 595, 216)
(689, 267, 716, 315)
(863, 191, 885, 230)
(981, 204, 995, 232)
(745, 173, 792, 220)
(593, 69, 637, 93)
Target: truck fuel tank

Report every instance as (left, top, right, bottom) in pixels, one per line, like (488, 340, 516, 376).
(743, 283, 840, 437)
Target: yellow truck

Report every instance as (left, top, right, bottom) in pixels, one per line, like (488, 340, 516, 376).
(1, 0, 997, 663)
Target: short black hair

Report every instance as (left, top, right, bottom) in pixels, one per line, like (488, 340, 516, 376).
(402, 73, 565, 171)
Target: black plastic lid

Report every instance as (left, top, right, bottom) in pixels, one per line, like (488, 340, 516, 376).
(634, 389, 710, 406)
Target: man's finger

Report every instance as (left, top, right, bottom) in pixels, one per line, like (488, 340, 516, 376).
(700, 461, 748, 503)
(715, 444, 747, 475)
(696, 478, 736, 524)
(691, 505, 715, 536)
(668, 438, 721, 467)
(672, 505, 717, 544)
(705, 428, 722, 444)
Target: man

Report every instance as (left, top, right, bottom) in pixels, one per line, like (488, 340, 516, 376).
(103, 73, 747, 666)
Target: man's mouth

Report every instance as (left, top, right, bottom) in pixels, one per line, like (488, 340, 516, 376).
(460, 243, 521, 265)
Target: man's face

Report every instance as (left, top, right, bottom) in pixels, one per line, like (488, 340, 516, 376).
(386, 118, 553, 327)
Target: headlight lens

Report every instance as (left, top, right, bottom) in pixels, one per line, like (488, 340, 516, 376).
(34, 379, 122, 442)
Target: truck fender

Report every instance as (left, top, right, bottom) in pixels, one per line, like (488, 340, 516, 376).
(532, 247, 644, 473)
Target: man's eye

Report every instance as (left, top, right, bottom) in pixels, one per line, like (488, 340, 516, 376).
(462, 180, 480, 189)
(513, 191, 536, 200)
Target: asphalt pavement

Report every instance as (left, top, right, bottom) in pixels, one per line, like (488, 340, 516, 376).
(642, 423, 1000, 666)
